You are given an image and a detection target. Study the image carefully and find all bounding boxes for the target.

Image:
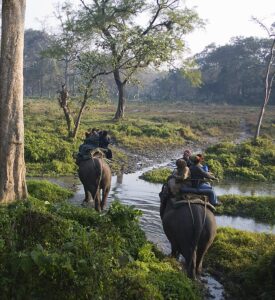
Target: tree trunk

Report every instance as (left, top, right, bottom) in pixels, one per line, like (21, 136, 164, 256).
(0, 0, 27, 202)
(113, 69, 126, 120)
(254, 39, 275, 140)
(72, 89, 90, 139)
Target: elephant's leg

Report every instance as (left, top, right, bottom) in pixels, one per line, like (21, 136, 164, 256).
(185, 248, 197, 279)
(196, 236, 214, 276)
(94, 189, 101, 212)
(170, 243, 180, 259)
(101, 186, 110, 211)
(82, 188, 92, 204)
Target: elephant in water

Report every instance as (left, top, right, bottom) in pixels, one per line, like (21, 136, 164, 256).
(160, 185, 217, 279)
(78, 157, 111, 212)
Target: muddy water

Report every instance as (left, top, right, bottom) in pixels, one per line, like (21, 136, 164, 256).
(49, 164, 275, 300)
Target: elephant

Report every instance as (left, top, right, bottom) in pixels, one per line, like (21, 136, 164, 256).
(78, 157, 112, 212)
(160, 184, 217, 279)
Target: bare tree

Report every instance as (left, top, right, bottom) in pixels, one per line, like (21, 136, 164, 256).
(253, 18, 275, 140)
(0, 0, 27, 202)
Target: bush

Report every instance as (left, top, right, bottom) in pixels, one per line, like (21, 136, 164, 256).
(141, 168, 172, 184)
(0, 192, 201, 299)
(27, 180, 73, 203)
(206, 138, 275, 182)
(205, 228, 275, 300)
(207, 159, 224, 179)
(237, 157, 260, 168)
(225, 167, 267, 181)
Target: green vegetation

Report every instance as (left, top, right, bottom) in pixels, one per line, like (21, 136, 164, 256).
(217, 195, 275, 224)
(206, 138, 275, 181)
(24, 99, 275, 177)
(205, 228, 275, 300)
(0, 180, 201, 299)
(141, 168, 172, 184)
(27, 180, 74, 203)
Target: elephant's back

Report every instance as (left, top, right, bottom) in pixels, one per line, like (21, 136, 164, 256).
(78, 158, 102, 177)
(162, 202, 217, 235)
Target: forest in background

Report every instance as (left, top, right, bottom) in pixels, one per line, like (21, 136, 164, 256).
(24, 29, 275, 105)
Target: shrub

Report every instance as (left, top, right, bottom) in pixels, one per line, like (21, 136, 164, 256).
(237, 157, 260, 168)
(141, 168, 172, 184)
(205, 228, 275, 300)
(27, 180, 73, 203)
(225, 167, 267, 181)
(207, 159, 224, 179)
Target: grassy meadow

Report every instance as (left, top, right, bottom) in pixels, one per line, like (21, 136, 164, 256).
(24, 98, 275, 176)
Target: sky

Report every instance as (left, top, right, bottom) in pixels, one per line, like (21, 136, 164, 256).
(25, 0, 275, 55)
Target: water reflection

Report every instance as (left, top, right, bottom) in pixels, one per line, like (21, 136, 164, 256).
(214, 181, 275, 197)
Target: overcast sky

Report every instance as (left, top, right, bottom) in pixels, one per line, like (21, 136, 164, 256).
(25, 0, 275, 54)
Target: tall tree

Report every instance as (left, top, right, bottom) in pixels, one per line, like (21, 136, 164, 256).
(254, 20, 275, 140)
(78, 0, 202, 119)
(0, 0, 27, 202)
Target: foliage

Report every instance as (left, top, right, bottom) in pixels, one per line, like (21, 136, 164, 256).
(146, 37, 275, 106)
(110, 245, 201, 300)
(25, 130, 77, 176)
(206, 138, 275, 181)
(27, 180, 73, 203)
(216, 195, 275, 224)
(76, 0, 202, 118)
(141, 168, 172, 184)
(0, 180, 201, 299)
(207, 159, 224, 179)
(205, 228, 275, 300)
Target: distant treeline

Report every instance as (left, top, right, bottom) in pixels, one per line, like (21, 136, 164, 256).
(23, 30, 274, 105)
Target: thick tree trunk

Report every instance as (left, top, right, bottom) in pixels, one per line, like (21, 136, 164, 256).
(0, 0, 27, 202)
(113, 69, 126, 120)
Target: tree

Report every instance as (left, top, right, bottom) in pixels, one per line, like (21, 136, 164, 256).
(24, 29, 60, 98)
(254, 20, 275, 140)
(46, 2, 113, 139)
(0, 0, 27, 202)
(78, 0, 202, 119)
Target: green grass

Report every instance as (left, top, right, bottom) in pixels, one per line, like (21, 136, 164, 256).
(216, 195, 275, 224)
(24, 99, 275, 176)
(205, 228, 275, 300)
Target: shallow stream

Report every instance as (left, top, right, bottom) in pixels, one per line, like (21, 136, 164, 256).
(48, 162, 275, 300)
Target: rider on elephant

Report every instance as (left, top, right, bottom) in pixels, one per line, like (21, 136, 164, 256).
(181, 155, 219, 206)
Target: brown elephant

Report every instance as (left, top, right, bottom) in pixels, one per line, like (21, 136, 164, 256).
(78, 157, 111, 212)
(160, 185, 217, 279)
